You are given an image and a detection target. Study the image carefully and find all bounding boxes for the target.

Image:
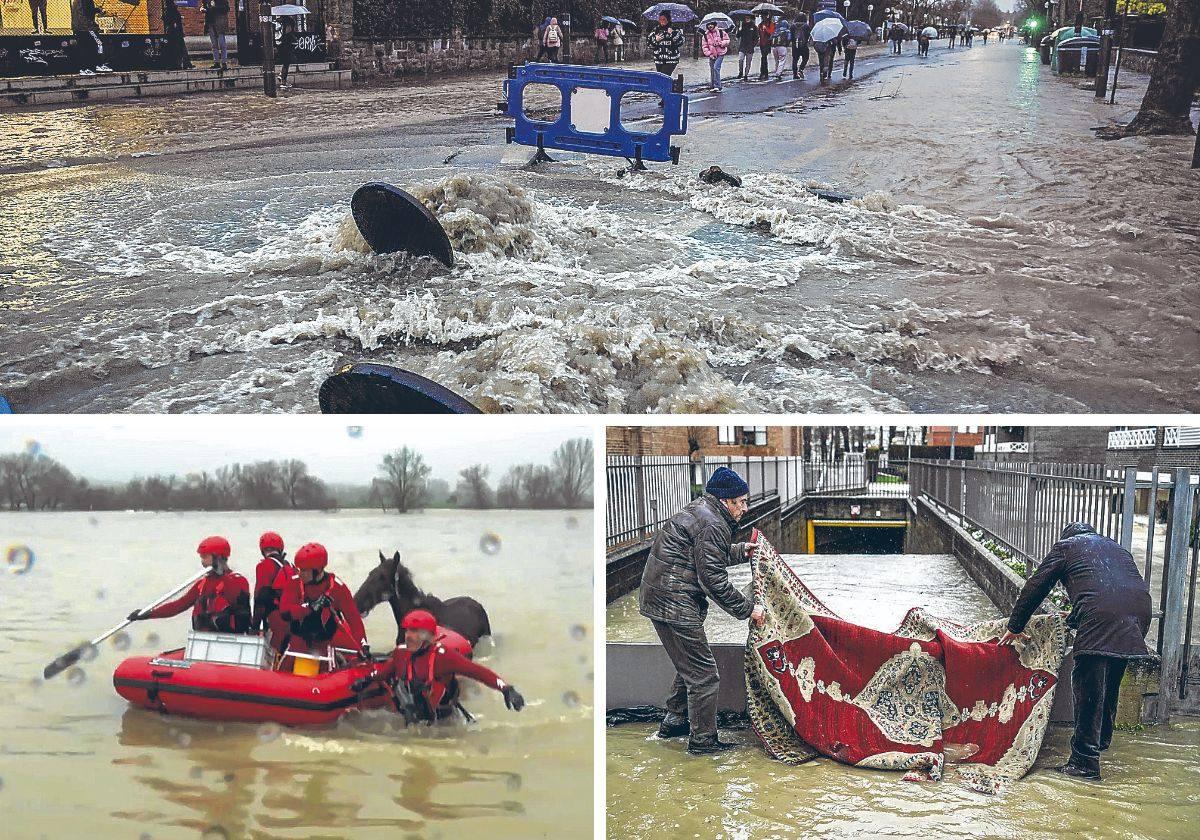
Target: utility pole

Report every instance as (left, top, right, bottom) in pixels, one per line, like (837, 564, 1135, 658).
(258, 0, 276, 98)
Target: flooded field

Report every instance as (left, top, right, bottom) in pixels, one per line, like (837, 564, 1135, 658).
(606, 550, 1200, 838)
(2, 45, 1197, 412)
(0, 508, 593, 838)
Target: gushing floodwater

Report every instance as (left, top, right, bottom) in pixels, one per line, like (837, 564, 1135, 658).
(1, 45, 1197, 411)
(606, 551, 1200, 839)
(0, 509, 593, 838)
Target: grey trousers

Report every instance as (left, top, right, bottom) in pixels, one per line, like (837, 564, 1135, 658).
(651, 619, 720, 741)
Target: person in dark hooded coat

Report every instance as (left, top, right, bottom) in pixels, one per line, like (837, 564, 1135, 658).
(639, 466, 765, 755)
(999, 522, 1152, 780)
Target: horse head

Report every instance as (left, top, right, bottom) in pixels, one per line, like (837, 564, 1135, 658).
(353, 550, 428, 617)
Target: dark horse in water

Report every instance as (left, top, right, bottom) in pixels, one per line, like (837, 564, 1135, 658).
(354, 551, 491, 646)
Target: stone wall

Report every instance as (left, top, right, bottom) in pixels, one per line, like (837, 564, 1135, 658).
(337, 33, 648, 81)
(1115, 47, 1158, 75)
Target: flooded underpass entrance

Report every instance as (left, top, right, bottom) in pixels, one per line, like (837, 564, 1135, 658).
(607, 549, 1200, 840)
(808, 519, 907, 554)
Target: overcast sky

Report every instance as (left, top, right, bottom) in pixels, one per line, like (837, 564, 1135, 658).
(0, 417, 593, 484)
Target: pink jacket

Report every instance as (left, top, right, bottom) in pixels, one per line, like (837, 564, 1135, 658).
(701, 28, 730, 58)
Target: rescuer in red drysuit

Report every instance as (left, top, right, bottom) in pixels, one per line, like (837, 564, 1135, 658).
(129, 535, 251, 632)
(351, 609, 525, 723)
(278, 542, 369, 658)
(252, 531, 302, 650)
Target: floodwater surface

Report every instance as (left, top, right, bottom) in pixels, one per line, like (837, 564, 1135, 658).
(2, 44, 1197, 411)
(0, 508, 593, 838)
(606, 550, 1200, 839)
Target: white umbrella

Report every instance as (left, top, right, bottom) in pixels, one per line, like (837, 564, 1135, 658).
(751, 2, 782, 14)
(701, 12, 735, 29)
(921, 26, 937, 37)
(811, 18, 844, 42)
(271, 4, 309, 15)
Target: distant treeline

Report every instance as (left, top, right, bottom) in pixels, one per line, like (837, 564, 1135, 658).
(0, 438, 593, 513)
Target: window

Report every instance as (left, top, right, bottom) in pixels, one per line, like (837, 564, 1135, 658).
(741, 426, 767, 446)
(717, 426, 736, 445)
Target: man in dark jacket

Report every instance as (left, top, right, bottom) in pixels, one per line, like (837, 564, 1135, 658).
(639, 466, 765, 755)
(999, 522, 1152, 780)
(791, 13, 810, 79)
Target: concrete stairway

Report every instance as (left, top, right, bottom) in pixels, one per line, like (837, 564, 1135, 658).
(1, 62, 350, 109)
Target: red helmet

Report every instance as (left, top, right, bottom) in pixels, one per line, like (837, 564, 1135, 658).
(197, 535, 231, 558)
(259, 531, 285, 553)
(294, 542, 328, 570)
(400, 609, 438, 633)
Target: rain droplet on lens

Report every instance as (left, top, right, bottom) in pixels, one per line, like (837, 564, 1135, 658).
(562, 691, 581, 708)
(176, 732, 192, 747)
(5, 545, 35, 575)
(569, 624, 587, 641)
(23, 439, 40, 456)
(146, 632, 161, 646)
(79, 643, 98, 662)
(140, 833, 153, 840)
(506, 774, 521, 791)
(95, 588, 106, 600)
(189, 766, 203, 779)
(112, 632, 131, 651)
(347, 425, 363, 439)
(257, 722, 282, 743)
(586, 671, 594, 681)
(224, 772, 235, 783)
(200, 827, 228, 840)
(88, 517, 99, 527)
(66, 667, 86, 686)
(479, 533, 501, 555)
(565, 516, 579, 529)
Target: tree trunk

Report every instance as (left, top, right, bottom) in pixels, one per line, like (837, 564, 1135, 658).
(1112, 0, 1200, 136)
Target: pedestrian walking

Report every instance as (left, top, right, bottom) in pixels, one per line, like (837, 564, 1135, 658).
(541, 17, 564, 63)
(277, 15, 297, 87)
(701, 20, 730, 91)
(161, 0, 191, 70)
(649, 12, 684, 77)
(737, 15, 757, 79)
(71, 0, 112, 76)
(756, 15, 774, 80)
(28, 0, 48, 33)
(534, 17, 552, 61)
(771, 17, 790, 79)
(918, 32, 930, 57)
(948, 24, 957, 48)
(791, 13, 810, 78)
(595, 22, 610, 63)
(999, 523, 1152, 781)
(638, 467, 764, 756)
(891, 25, 904, 54)
(982, 30, 989, 45)
(611, 21, 625, 62)
(202, 0, 229, 69)
(841, 34, 857, 79)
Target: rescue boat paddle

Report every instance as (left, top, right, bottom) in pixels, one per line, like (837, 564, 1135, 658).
(42, 569, 207, 680)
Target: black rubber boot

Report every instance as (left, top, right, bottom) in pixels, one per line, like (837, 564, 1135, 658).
(1054, 763, 1102, 781)
(686, 737, 736, 755)
(656, 719, 691, 739)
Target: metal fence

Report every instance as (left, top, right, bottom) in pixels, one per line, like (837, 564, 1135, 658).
(910, 459, 1200, 706)
(606, 455, 908, 548)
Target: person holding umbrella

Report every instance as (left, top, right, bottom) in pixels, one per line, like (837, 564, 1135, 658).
(648, 9, 685, 77)
(595, 18, 611, 63)
(277, 13, 298, 88)
(890, 21, 905, 54)
(755, 13, 774, 81)
(611, 18, 626, 62)
(736, 13, 757, 80)
(809, 15, 843, 82)
(791, 12, 810, 79)
(770, 15, 790, 79)
(700, 14, 731, 91)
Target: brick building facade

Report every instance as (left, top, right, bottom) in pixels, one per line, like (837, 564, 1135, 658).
(605, 426, 803, 459)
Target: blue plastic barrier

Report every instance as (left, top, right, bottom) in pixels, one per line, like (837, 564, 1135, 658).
(504, 63, 687, 168)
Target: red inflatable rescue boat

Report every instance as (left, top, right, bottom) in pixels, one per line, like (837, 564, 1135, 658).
(113, 626, 472, 726)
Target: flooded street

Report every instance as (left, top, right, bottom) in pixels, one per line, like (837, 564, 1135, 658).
(2, 44, 1198, 412)
(0, 508, 593, 838)
(606, 550, 1200, 838)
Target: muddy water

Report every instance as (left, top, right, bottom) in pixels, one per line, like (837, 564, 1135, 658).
(606, 550, 1200, 839)
(606, 552, 1000, 643)
(0, 509, 593, 838)
(2, 45, 1197, 412)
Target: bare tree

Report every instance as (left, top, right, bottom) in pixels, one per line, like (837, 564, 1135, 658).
(552, 438, 594, 508)
(377, 447, 432, 513)
(456, 464, 494, 509)
(279, 459, 310, 509)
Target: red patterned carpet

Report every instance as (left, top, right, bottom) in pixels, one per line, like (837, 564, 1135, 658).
(746, 534, 1067, 793)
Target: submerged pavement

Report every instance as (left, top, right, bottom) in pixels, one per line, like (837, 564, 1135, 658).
(2, 43, 1197, 412)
